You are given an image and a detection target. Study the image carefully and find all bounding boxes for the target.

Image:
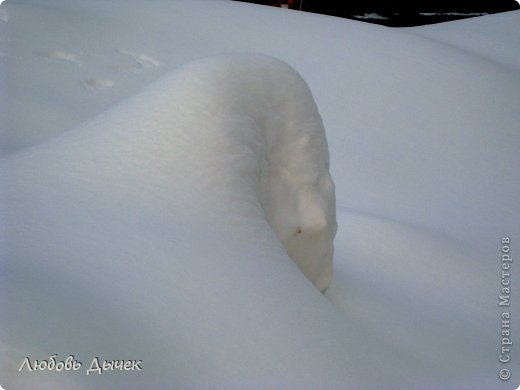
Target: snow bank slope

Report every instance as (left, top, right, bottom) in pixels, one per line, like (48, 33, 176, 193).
(1, 54, 344, 389)
(408, 10, 520, 70)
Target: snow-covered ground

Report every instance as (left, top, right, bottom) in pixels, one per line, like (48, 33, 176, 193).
(409, 10, 520, 70)
(1, 1, 519, 389)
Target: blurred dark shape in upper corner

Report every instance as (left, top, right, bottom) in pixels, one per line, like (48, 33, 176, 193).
(234, 0, 520, 26)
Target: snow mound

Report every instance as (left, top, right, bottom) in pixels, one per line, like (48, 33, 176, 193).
(0, 52, 352, 390)
(162, 54, 337, 291)
(3, 53, 338, 288)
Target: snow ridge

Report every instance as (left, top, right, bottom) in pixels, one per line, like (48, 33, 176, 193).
(2, 54, 336, 290)
(1, 54, 339, 388)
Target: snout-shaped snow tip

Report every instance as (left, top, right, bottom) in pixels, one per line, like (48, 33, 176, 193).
(282, 221, 335, 293)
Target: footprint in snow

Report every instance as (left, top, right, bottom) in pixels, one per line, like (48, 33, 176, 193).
(113, 49, 160, 72)
(81, 79, 114, 90)
(38, 50, 82, 66)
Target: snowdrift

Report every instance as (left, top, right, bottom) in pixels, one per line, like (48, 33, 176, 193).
(1, 1, 520, 389)
(409, 10, 520, 70)
(1, 54, 342, 389)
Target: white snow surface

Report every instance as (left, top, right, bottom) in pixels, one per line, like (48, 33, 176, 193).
(409, 10, 520, 70)
(1, 1, 519, 389)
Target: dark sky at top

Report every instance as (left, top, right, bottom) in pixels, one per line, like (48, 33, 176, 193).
(301, 0, 519, 13)
(237, 0, 520, 26)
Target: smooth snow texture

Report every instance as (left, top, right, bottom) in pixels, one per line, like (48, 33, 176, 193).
(409, 10, 520, 70)
(1, 54, 339, 388)
(1, 1, 520, 389)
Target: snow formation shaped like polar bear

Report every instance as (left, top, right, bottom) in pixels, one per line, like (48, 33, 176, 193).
(185, 54, 338, 291)
(4, 54, 337, 292)
(162, 54, 337, 291)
